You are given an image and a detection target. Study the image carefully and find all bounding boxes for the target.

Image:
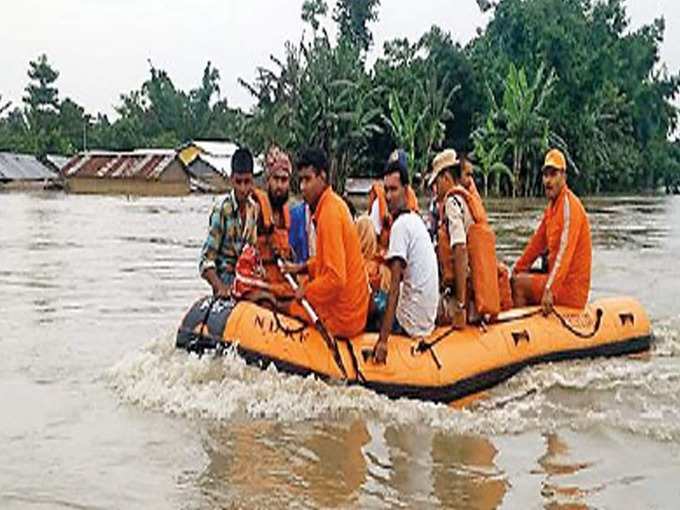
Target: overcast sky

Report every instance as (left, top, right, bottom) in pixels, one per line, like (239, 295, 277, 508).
(1, 0, 678, 118)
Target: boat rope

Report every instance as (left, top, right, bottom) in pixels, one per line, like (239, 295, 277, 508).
(413, 326, 454, 370)
(551, 307, 604, 339)
(411, 307, 604, 363)
(338, 338, 366, 383)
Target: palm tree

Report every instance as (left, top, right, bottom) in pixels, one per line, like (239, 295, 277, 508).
(383, 71, 459, 180)
(487, 63, 556, 197)
(472, 118, 512, 196)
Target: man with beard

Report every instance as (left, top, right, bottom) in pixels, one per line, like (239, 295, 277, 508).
(512, 149, 592, 313)
(250, 146, 294, 296)
(199, 147, 259, 297)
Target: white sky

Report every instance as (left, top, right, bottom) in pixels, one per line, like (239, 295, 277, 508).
(1, 0, 678, 118)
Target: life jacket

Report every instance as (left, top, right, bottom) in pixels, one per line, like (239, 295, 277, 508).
(436, 186, 501, 317)
(251, 189, 292, 285)
(368, 182, 419, 252)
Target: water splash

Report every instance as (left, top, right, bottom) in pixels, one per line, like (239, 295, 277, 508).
(107, 319, 680, 442)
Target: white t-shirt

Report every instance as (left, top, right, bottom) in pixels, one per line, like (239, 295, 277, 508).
(444, 195, 473, 246)
(386, 212, 439, 337)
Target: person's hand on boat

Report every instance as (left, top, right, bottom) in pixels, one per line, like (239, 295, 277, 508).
(372, 337, 388, 364)
(541, 288, 554, 315)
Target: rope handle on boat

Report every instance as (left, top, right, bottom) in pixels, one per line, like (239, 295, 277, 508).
(551, 307, 604, 339)
(411, 307, 604, 364)
(271, 307, 308, 336)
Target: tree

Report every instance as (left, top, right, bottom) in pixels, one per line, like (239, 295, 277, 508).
(470, 0, 679, 193)
(58, 98, 87, 152)
(0, 94, 10, 117)
(22, 54, 62, 155)
(333, 0, 380, 52)
(485, 63, 556, 197)
(301, 0, 328, 32)
(472, 117, 512, 196)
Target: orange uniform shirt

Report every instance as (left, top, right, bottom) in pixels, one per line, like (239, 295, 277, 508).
(293, 188, 369, 337)
(515, 186, 592, 308)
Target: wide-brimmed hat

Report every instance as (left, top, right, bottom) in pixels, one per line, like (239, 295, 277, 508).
(426, 149, 459, 187)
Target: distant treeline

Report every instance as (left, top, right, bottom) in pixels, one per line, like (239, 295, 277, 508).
(1, 0, 679, 196)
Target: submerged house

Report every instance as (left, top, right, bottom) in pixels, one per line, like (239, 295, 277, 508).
(179, 140, 264, 192)
(62, 150, 190, 196)
(0, 152, 59, 189)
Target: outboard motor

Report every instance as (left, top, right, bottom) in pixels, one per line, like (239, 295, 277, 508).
(176, 296, 235, 354)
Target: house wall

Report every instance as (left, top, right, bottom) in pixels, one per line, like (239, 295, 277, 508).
(159, 160, 190, 183)
(186, 159, 230, 193)
(66, 159, 190, 196)
(66, 177, 190, 196)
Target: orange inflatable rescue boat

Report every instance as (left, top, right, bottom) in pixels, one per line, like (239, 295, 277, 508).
(176, 297, 651, 403)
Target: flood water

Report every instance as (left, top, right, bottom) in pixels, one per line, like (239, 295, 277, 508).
(1, 191, 679, 509)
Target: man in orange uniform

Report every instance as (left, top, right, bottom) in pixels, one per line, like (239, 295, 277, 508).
(512, 149, 592, 313)
(368, 149, 418, 252)
(282, 148, 370, 338)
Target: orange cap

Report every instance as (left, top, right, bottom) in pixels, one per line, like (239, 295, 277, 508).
(543, 149, 566, 172)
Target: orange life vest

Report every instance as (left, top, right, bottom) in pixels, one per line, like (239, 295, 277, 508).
(436, 186, 501, 316)
(368, 182, 419, 252)
(252, 189, 292, 285)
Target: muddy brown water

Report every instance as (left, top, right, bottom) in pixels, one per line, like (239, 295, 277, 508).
(1, 191, 679, 509)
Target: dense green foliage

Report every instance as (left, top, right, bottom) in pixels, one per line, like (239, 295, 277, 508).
(1, 0, 678, 194)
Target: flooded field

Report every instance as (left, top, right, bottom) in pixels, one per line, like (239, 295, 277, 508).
(1, 191, 679, 509)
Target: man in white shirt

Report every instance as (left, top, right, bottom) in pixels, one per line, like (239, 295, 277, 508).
(372, 158, 439, 365)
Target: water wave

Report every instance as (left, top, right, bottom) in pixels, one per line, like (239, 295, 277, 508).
(107, 319, 680, 442)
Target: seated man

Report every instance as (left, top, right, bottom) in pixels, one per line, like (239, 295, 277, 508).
(429, 149, 501, 327)
(372, 158, 439, 364)
(199, 147, 259, 297)
(233, 146, 296, 302)
(254, 147, 294, 282)
(512, 149, 592, 313)
(282, 148, 369, 338)
(460, 152, 514, 311)
(368, 149, 419, 252)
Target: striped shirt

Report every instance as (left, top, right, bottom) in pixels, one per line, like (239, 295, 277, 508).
(199, 191, 259, 285)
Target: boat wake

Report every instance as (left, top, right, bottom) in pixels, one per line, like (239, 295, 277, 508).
(106, 317, 680, 441)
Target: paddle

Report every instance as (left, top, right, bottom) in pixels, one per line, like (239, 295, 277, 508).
(277, 259, 348, 379)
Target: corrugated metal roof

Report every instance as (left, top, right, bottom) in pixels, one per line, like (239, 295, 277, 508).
(0, 153, 57, 181)
(62, 151, 182, 180)
(45, 154, 71, 171)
